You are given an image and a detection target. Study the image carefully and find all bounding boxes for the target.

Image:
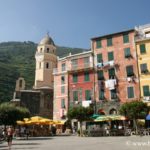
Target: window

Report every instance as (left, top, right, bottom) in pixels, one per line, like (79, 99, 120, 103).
(61, 86, 65, 94)
(123, 34, 129, 43)
(99, 89, 105, 100)
(108, 68, 115, 79)
(19, 80, 22, 88)
(96, 40, 102, 48)
(110, 89, 117, 99)
(47, 48, 49, 53)
(97, 54, 103, 63)
(108, 51, 114, 61)
(140, 63, 148, 73)
(73, 91, 78, 101)
(61, 99, 65, 108)
(97, 70, 104, 80)
(84, 57, 89, 65)
(40, 48, 42, 53)
(85, 90, 91, 100)
(84, 72, 90, 81)
(73, 74, 78, 83)
(127, 87, 134, 98)
(143, 86, 150, 96)
(71, 59, 78, 69)
(140, 44, 146, 54)
(46, 62, 49, 69)
(61, 76, 65, 84)
(124, 48, 131, 58)
(39, 62, 41, 69)
(107, 37, 112, 46)
(126, 65, 134, 77)
(62, 63, 66, 71)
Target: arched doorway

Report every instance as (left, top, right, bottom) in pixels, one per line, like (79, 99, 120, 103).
(109, 108, 117, 115)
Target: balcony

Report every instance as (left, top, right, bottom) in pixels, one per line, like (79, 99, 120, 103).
(69, 62, 93, 72)
(53, 68, 68, 75)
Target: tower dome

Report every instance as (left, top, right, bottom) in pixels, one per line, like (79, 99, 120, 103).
(39, 33, 55, 46)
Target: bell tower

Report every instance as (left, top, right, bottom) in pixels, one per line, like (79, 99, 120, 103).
(34, 34, 57, 89)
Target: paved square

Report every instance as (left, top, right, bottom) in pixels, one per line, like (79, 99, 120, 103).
(1, 136, 150, 150)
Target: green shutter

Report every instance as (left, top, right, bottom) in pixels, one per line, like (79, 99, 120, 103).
(127, 87, 134, 98)
(111, 89, 117, 99)
(61, 86, 65, 94)
(99, 90, 104, 100)
(123, 34, 129, 43)
(85, 90, 91, 100)
(108, 68, 115, 78)
(107, 37, 112, 46)
(98, 70, 104, 80)
(96, 40, 102, 48)
(97, 54, 102, 63)
(73, 91, 78, 101)
(140, 63, 147, 73)
(143, 86, 149, 96)
(140, 44, 146, 54)
(126, 66, 134, 77)
(61, 99, 65, 108)
(84, 72, 90, 81)
(124, 48, 131, 58)
(108, 52, 114, 61)
(73, 74, 78, 82)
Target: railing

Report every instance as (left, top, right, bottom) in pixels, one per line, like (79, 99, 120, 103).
(53, 68, 68, 74)
(70, 62, 93, 71)
(96, 60, 116, 69)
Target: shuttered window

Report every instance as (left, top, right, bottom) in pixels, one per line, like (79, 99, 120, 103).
(61, 99, 65, 108)
(73, 91, 78, 101)
(107, 37, 112, 46)
(123, 34, 129, 43)
(108, 68, 115, 79)
(140, 63, 148, 73)
(126, 65, 134, 77)
(140, 44, 146, 54)
(97, 70, 104, 80)
(127, 87, 134, 98)
(84, 72, 90, 81)
(96, 40, 102, 48)
(108, 51, 114, 61)
(85, 90, 91, 100)
(143, 86, 149, 96)
(73, 74, 78, 83)
(124, 48, 131, 58)
(97, 54, 103, 63)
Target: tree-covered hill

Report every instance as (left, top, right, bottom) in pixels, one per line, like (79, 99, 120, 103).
(0, 41, 88, 103)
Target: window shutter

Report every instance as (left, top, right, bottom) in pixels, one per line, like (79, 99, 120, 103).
(97, 54, 102, 63)
(108, 52, 114, 61)
(140, 44, 146, 54)
(73, 91, 78, 101)
(96, 40, 102, 48)
(123, 34, 129, 43)
(107, 37, 112, 46)
(98, 70, 104, 80)
(85, 90, 91, 100)
(143, 86, 149, 96)
(127, 87, 134, 98)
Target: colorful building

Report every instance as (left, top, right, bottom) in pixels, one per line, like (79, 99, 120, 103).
(135, 24, 150, 103)
(91, 29, 140, 114)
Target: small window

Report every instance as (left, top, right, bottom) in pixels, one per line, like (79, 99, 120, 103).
(46, 62, 49, 69)
(47, 48, 49, 53)
(99, 89, 105, 100)
(127, 87, 134, 98)
(110, 89, 117, 99)
(19, 80, 22, 88)
(126, 65, 134, 77)
(98, 70, 104, 80)
(123, 34, 129, 43)
(62, 63, 66, 71)
(84, 72, 90, 81)
(73, 74, 78, 83)
(140, 63, 148, 73)
(96, 40, 102, 48)
(73, 91, 78, 101)
(140, 44, 146, 54)
(108, 51, 114, 61)
(39, 62, 41, 69)
(84, 57, 89, 64)
(85, 90, 91, 100)
(61, 86, 65, 94)
(71, 59, 78, 69)
(97, 54, 103, 63)
(108, 68, 115, 79)
(61, 99, 65, 108)
(61, 76, 65, 84)
(107, 37, 112, 46)
(143, 85, 150, 96)
(124, 48, 131, 58)
(40, 48, 42, 52)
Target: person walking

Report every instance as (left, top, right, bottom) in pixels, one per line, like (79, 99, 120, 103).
(6, 126, 14, 149)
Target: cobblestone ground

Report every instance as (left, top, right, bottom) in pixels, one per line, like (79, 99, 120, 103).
(1, 136, 150, 150)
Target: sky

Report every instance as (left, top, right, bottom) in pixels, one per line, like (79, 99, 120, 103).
(0, 0, 150, 49)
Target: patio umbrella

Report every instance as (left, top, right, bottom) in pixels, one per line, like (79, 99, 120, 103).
(146, 114, 150, 120)
(16, 120, 25, 125)
(90, 114, 101, 119)
(108, 115, 127, 121)
(94, 116, 111, 122)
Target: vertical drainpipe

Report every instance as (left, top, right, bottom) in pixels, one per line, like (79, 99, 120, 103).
(91, 39, 96, 114)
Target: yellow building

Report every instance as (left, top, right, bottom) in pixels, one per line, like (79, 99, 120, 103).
(135, 24, 150, 102)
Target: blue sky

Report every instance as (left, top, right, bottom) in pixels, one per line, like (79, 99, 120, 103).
(0, 0, 149, 48)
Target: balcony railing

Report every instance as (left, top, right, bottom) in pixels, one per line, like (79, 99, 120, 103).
(96, 60, 116, 69)
(53, 68, 68, 74)
(69, 62, 93, 71)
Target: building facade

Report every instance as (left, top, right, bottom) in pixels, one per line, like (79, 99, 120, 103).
(135, 24, 150, 104)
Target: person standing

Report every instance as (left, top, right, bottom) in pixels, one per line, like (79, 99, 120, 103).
(6, 126, 14, 149)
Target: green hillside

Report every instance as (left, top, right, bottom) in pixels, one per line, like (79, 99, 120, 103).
(0, 41, 87, 103)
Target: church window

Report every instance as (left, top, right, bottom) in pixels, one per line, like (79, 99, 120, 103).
(46, 62, 49, 69)
(47, 48, 49, 53)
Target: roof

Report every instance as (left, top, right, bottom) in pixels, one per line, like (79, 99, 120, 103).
(39, 34, 55, 46)
(91, 29, 134, 41)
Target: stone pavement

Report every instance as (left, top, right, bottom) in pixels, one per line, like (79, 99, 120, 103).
(0, 136, 150, 150)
